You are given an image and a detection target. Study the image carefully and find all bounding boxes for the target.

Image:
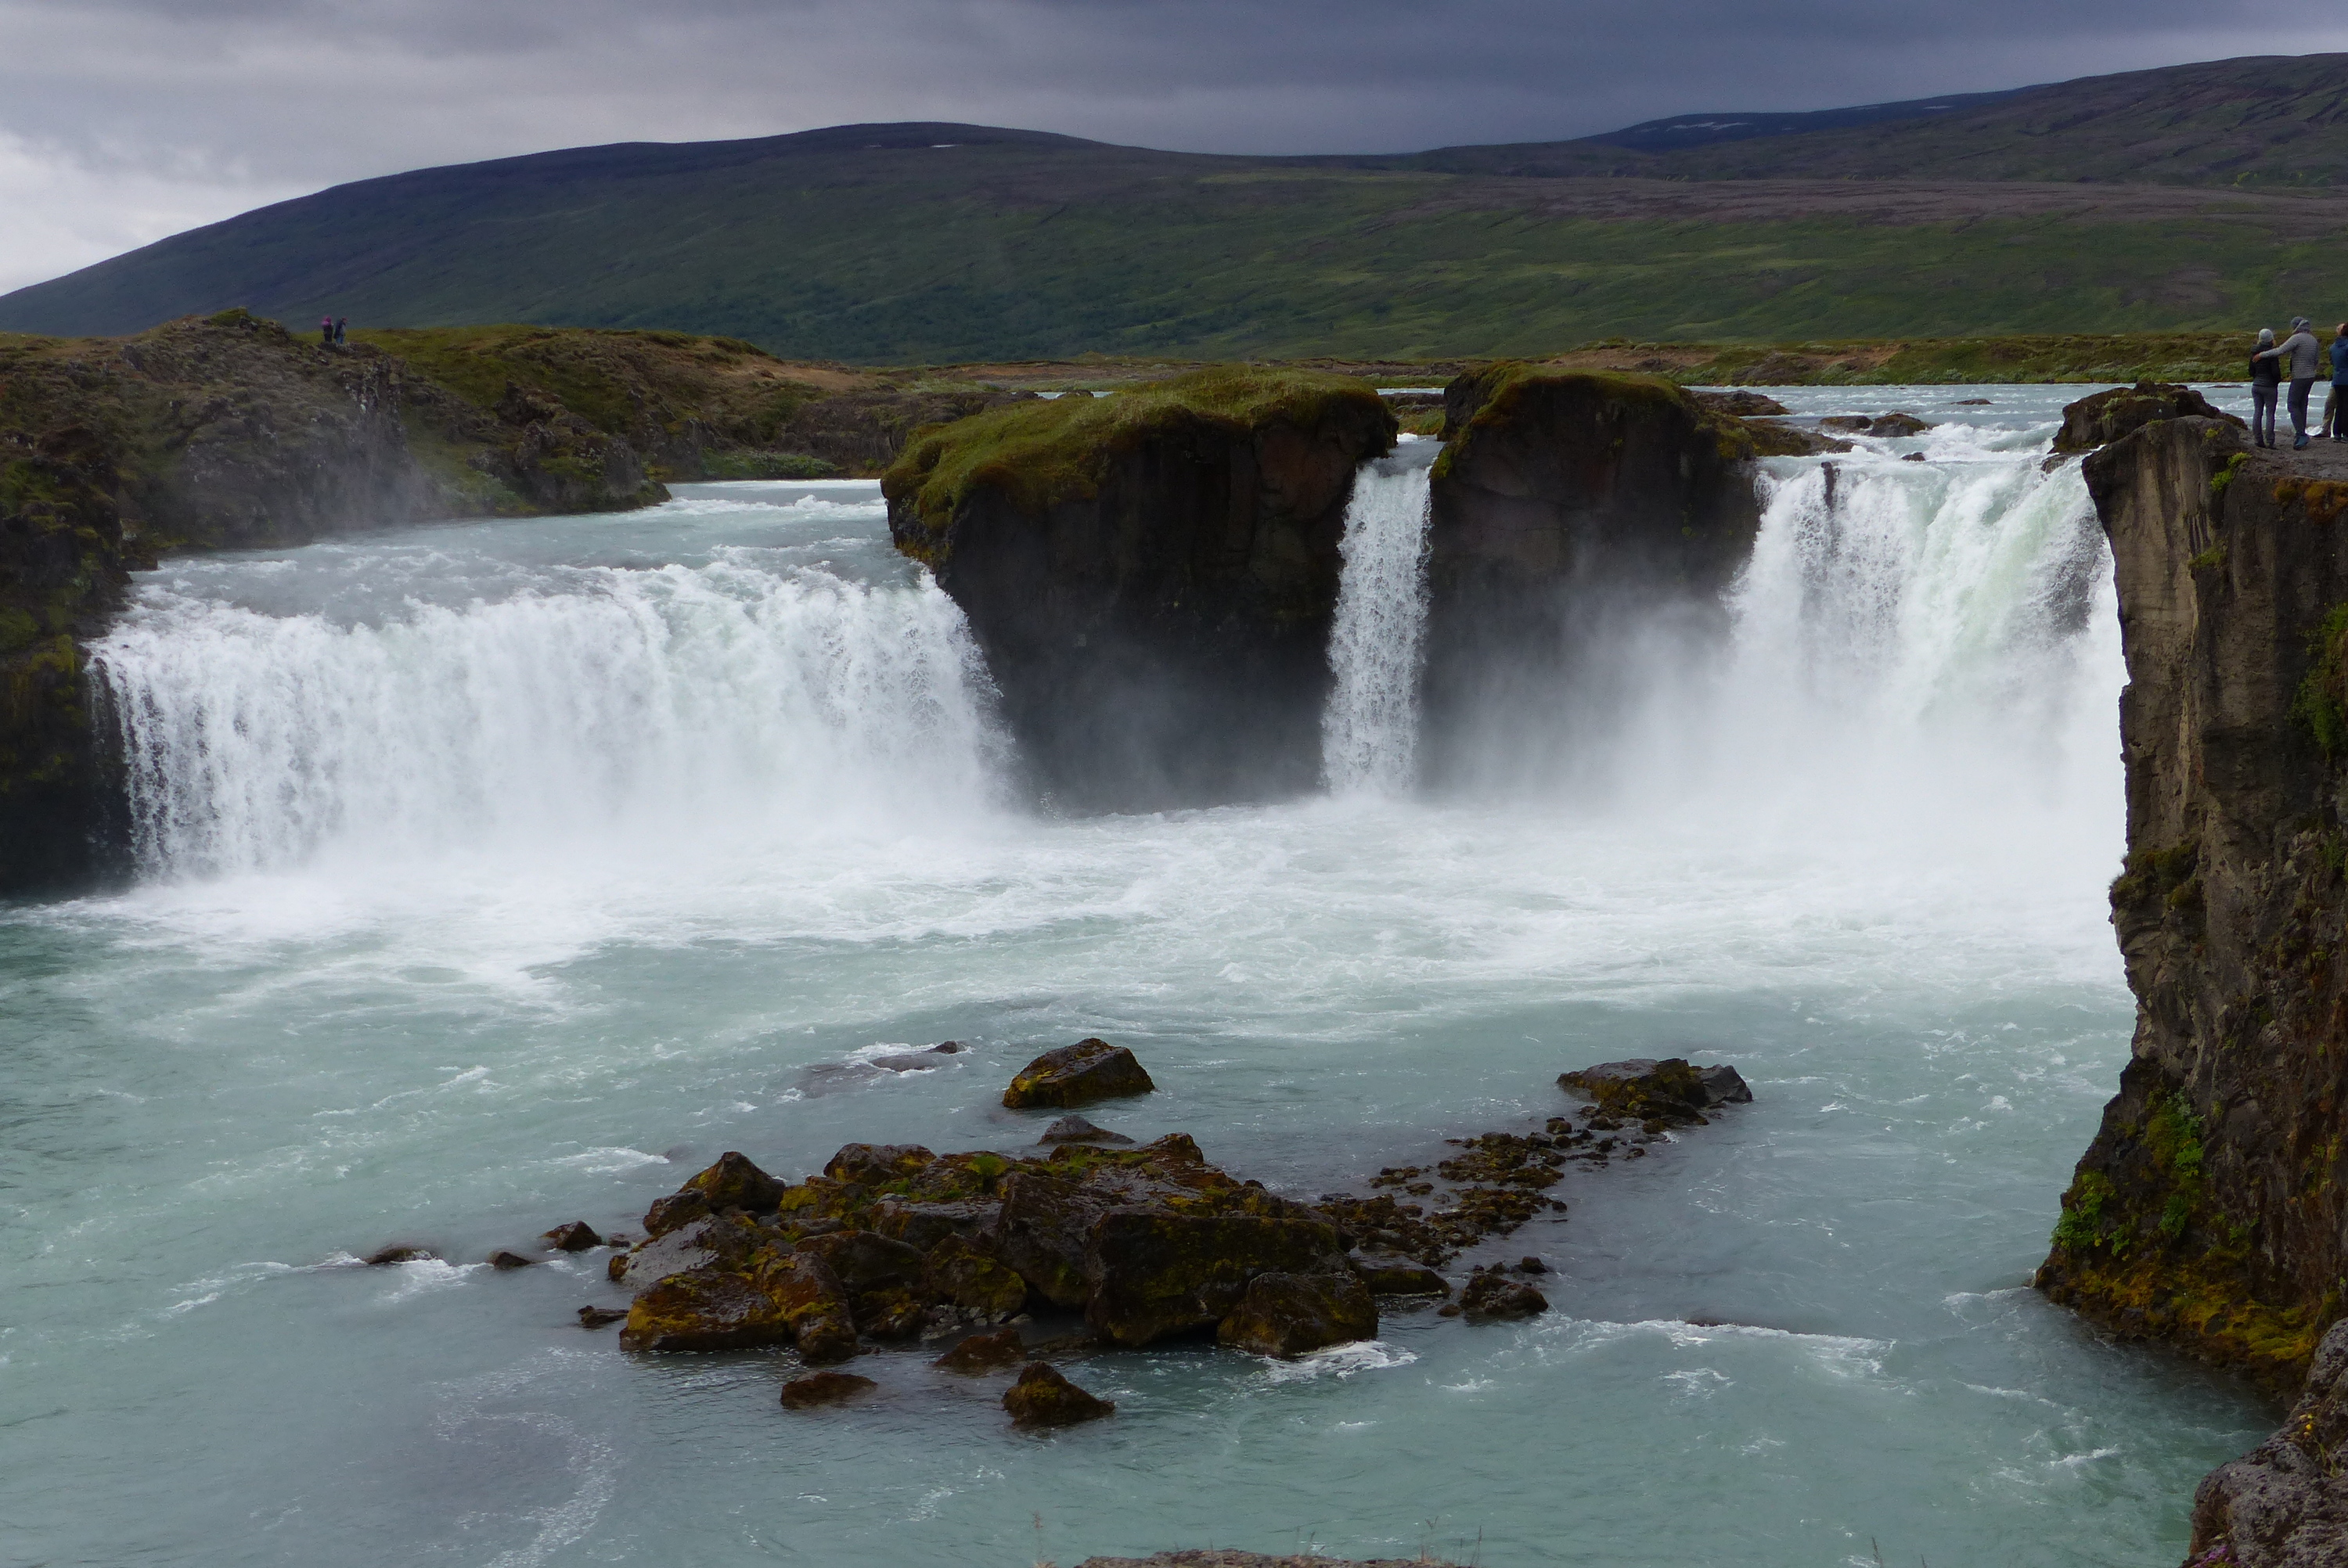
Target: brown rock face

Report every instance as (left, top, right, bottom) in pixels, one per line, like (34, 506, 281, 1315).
(1002, 1038, 1156, 1109)
(642, 1152, 787, 1237)
(884, 375, 1396, 811)
(2051, 380, 2244, 454)
(1002, 1361, 1115, 1427)
(1215, 1270, 1379, 1357)
(2033, 413, 2348, 1562)
(2190, 1319, 2348, 1566)
(1084, 1212, 1349, 1347)
(1423, 367, 1761, 786)
(2037, 415, 2348, 1388)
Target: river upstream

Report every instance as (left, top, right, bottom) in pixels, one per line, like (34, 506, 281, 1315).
(0, 387, 2278, 1566)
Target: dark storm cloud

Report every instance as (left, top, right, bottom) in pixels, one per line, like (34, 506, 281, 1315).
(5, 0, 2347, 287)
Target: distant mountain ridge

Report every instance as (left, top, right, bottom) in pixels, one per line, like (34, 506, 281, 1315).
(5, 53, 2347, 360)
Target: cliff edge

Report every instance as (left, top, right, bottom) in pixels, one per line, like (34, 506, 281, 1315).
(2033, 410, 2348, 1563)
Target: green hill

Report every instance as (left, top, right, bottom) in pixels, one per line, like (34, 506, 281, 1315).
(5, 54, 2348, 361)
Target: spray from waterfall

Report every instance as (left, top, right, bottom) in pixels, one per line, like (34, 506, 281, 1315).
(1322, 449, 1435, 795)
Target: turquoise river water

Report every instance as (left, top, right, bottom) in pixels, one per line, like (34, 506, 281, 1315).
(0, 386, 2279, 1566)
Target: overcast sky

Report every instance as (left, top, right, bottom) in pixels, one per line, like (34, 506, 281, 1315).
(5, 0, 2346, 293)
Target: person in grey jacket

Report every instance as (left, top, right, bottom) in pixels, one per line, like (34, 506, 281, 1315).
(2250, 327, 2281, 447)
(2256, 316, 2324, 448)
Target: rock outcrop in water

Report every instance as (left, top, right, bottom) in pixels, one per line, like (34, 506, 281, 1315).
(2029, 406, 2348, 1563)
(1420, 366, 1763, 782)
(883, 368, 1396, 810)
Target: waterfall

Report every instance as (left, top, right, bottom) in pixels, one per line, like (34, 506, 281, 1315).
(1322, 448, 1435, 795)
(93, 558, 1004, 879)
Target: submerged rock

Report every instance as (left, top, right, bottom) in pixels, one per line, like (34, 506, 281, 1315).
(576, 1305, 626, 1328)
(488, 1250, 535, 1270)
(931, 1325, 1027, 1373)
(1003, 1361, 1115, 1427)
(780, 1370, 877, 1410)
(1215, 1270, 1378, 1358)
(1867, 412, 1931, 437)
(1038, 1115, 1135, 1146)
(1003, 1038, 1156, 1109)
(362, 1244, 435, 1266)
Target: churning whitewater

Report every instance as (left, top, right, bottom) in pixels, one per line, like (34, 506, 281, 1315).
(0, 399, 2274, 1568)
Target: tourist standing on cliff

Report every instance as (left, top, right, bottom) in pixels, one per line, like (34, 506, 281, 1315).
(2251, 328, 2281, 448)
(319, 315, 333, 347)
(2328, 323, 2348, 441)
(333, 318, 347, 347)
(2256, 317, 2323, 448)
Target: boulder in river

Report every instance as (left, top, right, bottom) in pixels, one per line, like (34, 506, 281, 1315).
(488, 1250, 535, 1270)
(362, 1244, 435, 1266)
(642, 1151, 787, 1238)
(1003, 1038, 1156, 1109)
(1003, 1361, 1115, 1427)
(1215, 1270, 1378, 1357)
(931, 1325, 1027, 1372)
(1456, 1268, 1549, 1322)
(576, 1305, 626, 1328)
(619, 1265, 801, 1353)
(1558, 1057, 1749, 1126)
(1038, 1114, 1135, 1146)
(541, 1221, 603, 1251)
(780, 1370, 877, 1410)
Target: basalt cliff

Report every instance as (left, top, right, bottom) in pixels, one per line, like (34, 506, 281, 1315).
(885, 365, 1761, 811)
(2032, 395, 2348, 1566)
(884, 369, 1398, 809)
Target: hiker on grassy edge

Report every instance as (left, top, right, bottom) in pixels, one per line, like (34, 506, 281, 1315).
(2251, 327, 2281, 448)
(2256, 316, 2323, 448)
(2328, 322, 2348, 441)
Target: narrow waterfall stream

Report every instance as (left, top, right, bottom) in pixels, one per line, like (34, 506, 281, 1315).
(1322, 443, 1435, 795)
(0, 399, 2276, 1568)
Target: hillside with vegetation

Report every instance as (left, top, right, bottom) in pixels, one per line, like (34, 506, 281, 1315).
(3, 55, 2347, 362)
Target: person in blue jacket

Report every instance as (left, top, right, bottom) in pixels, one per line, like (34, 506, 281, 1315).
(2250, 328, 2281, 448)
(2328, 323, 2348, 441)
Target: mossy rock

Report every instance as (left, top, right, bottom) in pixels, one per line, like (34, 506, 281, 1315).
(618, 1264, 798, 1353)
(1215, 1270, 1378, 1358)
(1002, 1361, 1115, 1428)
(1084, 1211, 1349, 1347)
(779, 1370, 876, 1409)
(882, 365, 1391, 554)
(1003, 1038, 1156, 1109)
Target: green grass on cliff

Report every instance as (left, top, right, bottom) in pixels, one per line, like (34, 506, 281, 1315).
(883, 367, 1388, 546)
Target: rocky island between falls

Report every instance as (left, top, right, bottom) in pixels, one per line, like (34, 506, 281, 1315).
(453, 1046, 1752, 1428)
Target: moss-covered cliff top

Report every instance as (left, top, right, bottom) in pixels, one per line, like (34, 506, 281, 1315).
(880, 366, 1392, 545)
(1433, 364, 1754, 482)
